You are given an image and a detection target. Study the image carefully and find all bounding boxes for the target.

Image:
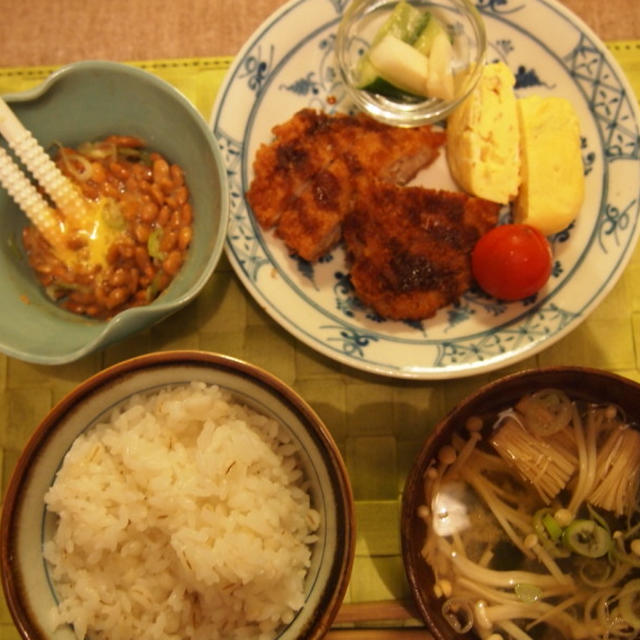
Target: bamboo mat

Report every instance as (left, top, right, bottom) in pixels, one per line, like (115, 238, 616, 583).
(0, 44, 639, 639)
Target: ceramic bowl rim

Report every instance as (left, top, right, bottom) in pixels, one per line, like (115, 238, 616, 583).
(400, 365, 640, 640)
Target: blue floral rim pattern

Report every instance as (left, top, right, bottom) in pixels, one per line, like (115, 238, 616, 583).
(211, 0, 640, 379)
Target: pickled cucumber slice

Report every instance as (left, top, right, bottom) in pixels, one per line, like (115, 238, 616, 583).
(425, 30, 455, 100)
(372, 1, 430, 46)
(356, 0, 429, 91)
(368, 34, 429, 97)
(357, 71, 422, 100)
(413, 12, 445, 55)
(355, 2, 456, 101)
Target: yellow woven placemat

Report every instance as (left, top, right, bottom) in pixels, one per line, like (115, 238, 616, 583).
(608, 40, 640, 101)
(0, 41, 636, 111)
(0, 46, 639, 639)
(0, 57, 234, 121)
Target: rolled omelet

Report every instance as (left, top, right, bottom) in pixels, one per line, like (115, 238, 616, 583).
(513, 95, 585, 236)
(446, 61, 520, 205)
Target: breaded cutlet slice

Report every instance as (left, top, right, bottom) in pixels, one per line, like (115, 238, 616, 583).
(275, 155, 361, 262)
(246, 109, 445, 236)
(272, 111, 450, 262)
(343, 181, 501, 321)
(269, 109, 446, 182)
(329, 112, 445, 184)
(247, 110, 340, 229)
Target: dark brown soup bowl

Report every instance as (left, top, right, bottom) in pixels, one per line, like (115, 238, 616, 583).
(401, 366, 640, 640)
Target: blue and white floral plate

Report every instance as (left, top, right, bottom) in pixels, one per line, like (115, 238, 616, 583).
(211, 0, 640, 380)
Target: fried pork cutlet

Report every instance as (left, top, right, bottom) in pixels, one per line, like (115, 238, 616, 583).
(246, 109, 445, 261)
(275, 155, 358, 261)
(246, 109, 339, 230)
(343, 181, 501, 321)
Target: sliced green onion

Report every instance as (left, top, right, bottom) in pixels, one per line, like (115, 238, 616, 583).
(515, 583, 542, 603)
(542, 513, 563, 542)
(147, 228, 165, 260)
(533, 509, 570, 558)
(563, 519, 611, 558)
(59, 147, 92, 182)
(116, 146, 143, 161)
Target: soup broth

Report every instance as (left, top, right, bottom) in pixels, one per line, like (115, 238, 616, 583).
(419, 389, 640, 640)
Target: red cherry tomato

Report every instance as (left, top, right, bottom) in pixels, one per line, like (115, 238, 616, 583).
(471, 224, 552, 301)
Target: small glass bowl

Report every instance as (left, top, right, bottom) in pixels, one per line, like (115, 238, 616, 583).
(335, 0, 487, 126)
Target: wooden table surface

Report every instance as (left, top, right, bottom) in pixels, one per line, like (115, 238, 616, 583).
(0, 0, 637, 67)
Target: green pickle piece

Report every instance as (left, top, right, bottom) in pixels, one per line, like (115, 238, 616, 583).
(413, 12, 445, 55)
(357, 58, 383, 91)
(359, 73, 425, 101)
(356, 1, 430, 93)
(372, 1, 429, 46)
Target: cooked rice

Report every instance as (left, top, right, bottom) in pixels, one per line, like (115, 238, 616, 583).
(43, 381, 321, 640)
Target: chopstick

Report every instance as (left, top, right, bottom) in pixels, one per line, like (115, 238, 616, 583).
(327, 630, 433, 639)
(0, 96, 87, 237)
(334, 599, 421, 624)
(328, 600, 434, 639)
(0, 144, 66, 247)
